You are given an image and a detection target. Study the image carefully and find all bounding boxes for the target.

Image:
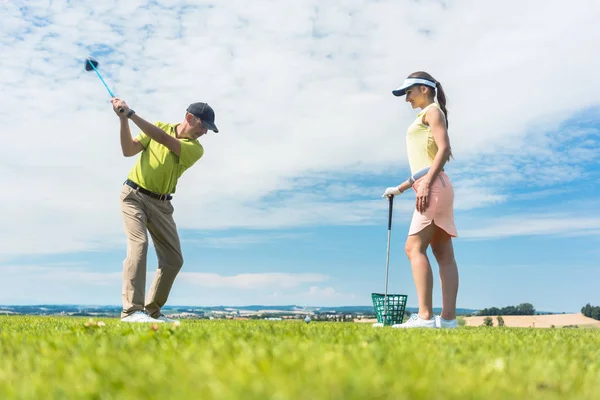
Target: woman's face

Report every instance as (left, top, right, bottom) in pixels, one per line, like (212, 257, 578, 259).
(405, 85, 429, 109)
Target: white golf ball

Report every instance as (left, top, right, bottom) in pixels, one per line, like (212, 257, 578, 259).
(304, 316, 311, 323)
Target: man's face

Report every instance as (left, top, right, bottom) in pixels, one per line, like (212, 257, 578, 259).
(189, 114, 208, 138)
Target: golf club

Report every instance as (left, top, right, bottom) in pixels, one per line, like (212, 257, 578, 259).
(84, 56, 124, 114)
(371, 194, 395, 328)
(373, 166, 431, 327)
(382, 193, 394, 324)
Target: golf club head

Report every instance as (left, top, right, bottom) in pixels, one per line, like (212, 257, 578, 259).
(85, 57, 99, 71)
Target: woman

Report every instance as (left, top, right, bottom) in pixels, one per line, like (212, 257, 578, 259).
(382, 71, 459, 329)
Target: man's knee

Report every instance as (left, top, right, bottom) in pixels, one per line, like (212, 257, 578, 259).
(128, 238, 149, 259)
(174, 253, 184, 270)
(162, 252, 184, 272)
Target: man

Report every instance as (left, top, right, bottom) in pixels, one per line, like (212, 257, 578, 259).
(110, 98, 218, 323)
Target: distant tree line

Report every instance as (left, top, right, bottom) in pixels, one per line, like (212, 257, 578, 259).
(581, 304, 600, 321)
(477, 303, 535, 316)
(482, 316, 504, 327)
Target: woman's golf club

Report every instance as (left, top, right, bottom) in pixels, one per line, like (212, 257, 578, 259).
(382, 194, 394, 323)
(372, 167, 431, 327)
(372, 194, 395, 328)
(84, 57, 124, 113)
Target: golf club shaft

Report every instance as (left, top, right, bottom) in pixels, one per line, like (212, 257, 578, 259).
(381, 169, 428, 324)
(384, 234, 392, 297)
(87, 60, 124, 113)
(383, 195, 393, 323)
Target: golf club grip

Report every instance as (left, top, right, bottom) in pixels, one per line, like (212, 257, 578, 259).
(388, 195, 394, 230)
(118, 107, 125, 113)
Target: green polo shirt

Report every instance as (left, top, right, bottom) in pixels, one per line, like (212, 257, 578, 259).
(127, 121, 204, 194)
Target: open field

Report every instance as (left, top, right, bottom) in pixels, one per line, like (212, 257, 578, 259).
(463, 313, 600, 328)
(1, 315, 599, 399)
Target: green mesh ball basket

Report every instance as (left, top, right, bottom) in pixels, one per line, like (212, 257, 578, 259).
(371, 293, 408, 326)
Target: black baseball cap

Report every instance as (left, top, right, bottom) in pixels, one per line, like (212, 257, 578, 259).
(186, 102, 219, 133)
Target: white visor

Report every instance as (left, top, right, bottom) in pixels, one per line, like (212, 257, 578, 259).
(392, 77, 437, 97)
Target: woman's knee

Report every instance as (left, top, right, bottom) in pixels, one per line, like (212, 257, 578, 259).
(405, 239, 424, 260)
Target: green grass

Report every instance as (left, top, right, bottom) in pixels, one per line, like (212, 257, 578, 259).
(1, 316, 599, 399)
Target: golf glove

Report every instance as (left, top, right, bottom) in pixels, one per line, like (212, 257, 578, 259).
(382, 186, 401, 198)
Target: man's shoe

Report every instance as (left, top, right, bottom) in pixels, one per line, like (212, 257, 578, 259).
(121, 311, 163, 323)
(435, 315, 458, 329)
(392, 314, 436, 328)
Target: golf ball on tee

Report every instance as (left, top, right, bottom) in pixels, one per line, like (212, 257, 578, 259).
(304, 316, 311, 323)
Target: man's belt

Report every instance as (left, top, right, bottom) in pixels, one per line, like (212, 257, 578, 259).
(124, 179, 173, 201)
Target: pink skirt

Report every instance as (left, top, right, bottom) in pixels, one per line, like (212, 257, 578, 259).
(408, 171, 458, 237)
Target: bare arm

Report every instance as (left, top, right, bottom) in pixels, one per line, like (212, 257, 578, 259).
(397, 179, 412, 193)
(129, 113, 181, 156)
(111, 98, 181, 156)
(119, 118, 144, 157)
(413, 107, 451, 212)
(422, 107, 451, 185)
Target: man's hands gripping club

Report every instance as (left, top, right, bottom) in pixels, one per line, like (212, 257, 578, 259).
(111, 98, 132, 118)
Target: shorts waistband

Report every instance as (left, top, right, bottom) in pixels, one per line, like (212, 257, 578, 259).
(124, 179, 172, 201)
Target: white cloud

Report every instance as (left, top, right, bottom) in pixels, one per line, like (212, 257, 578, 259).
(0, 0, 598, 257)
(0, 266, 329, 290)
(0, 265, 336, 304)
(452, 181, 508, 210)
(186, 232, 309, 248)
(179, 272, 329, 289)
(0, 264, 121, 286)
(307, 286, 338, 297)
(460, 214, 600, 240)
(262, 286, 358, 307)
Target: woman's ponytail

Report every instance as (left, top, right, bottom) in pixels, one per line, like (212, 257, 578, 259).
(435, 81, 448, 128)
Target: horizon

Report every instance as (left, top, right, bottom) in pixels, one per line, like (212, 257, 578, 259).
(1, 1, 599, 313)
(0, 303, 576, 315)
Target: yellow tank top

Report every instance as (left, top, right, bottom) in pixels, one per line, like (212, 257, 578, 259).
(406, 102, 442, 175)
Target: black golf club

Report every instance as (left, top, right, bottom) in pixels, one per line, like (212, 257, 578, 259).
(372, 194, 395, 328)
(84, 56, 124, 113)
(382, 194, 394, 323)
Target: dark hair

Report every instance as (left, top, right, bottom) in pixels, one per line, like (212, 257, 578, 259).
(408, 71, 448, 128)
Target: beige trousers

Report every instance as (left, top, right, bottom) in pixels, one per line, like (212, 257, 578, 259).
(120, 184, 183, 319)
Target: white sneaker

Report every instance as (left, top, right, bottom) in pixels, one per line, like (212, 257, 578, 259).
(156, 315, 178, 323)
(121, 311, 163, 323)
(392, 314, 436, 328)
(435, 315, 458, 329)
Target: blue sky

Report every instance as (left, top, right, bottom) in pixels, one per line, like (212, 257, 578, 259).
(0, 0, 598, 313)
